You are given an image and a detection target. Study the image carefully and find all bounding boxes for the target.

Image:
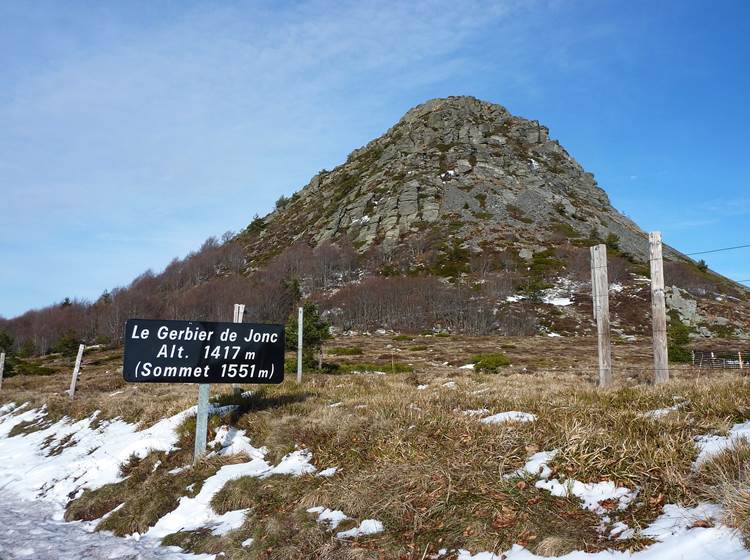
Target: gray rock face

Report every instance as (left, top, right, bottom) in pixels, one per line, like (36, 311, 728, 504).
(667, 286, 700, 325)
(242, 95, 684, 263)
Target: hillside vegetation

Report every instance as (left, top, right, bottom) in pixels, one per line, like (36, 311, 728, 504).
(2, 337, 750, 559)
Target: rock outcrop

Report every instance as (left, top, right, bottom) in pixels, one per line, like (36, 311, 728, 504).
(241, 96, 680, 264)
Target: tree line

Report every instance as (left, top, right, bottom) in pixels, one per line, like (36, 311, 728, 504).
(0, 232, 546, 358)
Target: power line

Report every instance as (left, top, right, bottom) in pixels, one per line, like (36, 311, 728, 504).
(686, 243, 750, 256)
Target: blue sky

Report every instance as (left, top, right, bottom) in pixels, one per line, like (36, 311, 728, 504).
(1, 0, 749, 318)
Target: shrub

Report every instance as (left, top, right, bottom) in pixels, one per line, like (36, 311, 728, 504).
(605, 233, 621, 252)
(337, 361, 413, 374)
(329, 347, 363, 356)
(668, 312, 693, 363)
(285, 302, 331, 368)
(471, 352, 511, 373)
(50, 331, 81, 358)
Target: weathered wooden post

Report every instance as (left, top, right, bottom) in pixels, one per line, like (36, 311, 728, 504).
(649, 231, 669, 384)
(0, 352, 5, 392)
(739, 351, 744, 370)
(68, 344, 85, 398)
(297, 306, 303, 384)
(232, 303, 246, 396)
(590, 244, 612, 387)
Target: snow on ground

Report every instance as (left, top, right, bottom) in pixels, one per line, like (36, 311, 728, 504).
(541, 278, 579, 307)
(642, 398, 689, 420)
(505, 450, 558, 479)
(307, 507, 384, 539)
(337, 519, 385, 539)
(0, 490, 213, 560)
(449, 503, 749, 560)
(480, 411, 536, 424)
(210, 425, 265, 458)
(307, 506, 349, 529)
(0, 402, 195, 512)
(0, 403, 320, 555)
(695, 420, 750, 466)
(535, 479, 637, 515)
(2, 401, 750, 559)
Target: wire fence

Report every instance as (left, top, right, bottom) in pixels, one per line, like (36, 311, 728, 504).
(692, 350, 749, 370)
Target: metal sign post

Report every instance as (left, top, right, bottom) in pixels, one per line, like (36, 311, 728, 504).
(194, 383, 210, 462)
(0, 352, 5, 392)
(68, 344, 85, 398)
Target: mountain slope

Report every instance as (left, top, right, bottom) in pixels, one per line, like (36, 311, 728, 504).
(241, 96, 676, 264)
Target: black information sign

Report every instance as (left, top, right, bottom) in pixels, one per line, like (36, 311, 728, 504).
(123, 319, 285, 384)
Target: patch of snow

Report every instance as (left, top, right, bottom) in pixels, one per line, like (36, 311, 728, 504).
(417, 384, 429, 390)
(480, 412, 536, 424)
(506, 295, 526, 303)
(543, 296, 573, 307)
(0, 490, 214, 560)
(212, 426, 266, 459)
(535, 478, 637, 515)
(148, 449, 315, 539)
(695, 420, 750, 466)
(328, 402, 343, 408)
(507, 450, 558, 480)
(336, 519, 384, 539)
(318, 467, 338, 477)
(0, 404, 194, 512)
(241, 537, 254, 547)
(307, 506, 349, 529)
(210, 509, 249, 535)
(610, 283, 624, 293)
(442, 381, 457, 389)
(263, 449, 317, 478)
(547, 332, 562, 338)
(642, 503, 722, 539)
(609, 521, 634, 540)
(459, 363, 475, 370)
(643, 398, 689, 420)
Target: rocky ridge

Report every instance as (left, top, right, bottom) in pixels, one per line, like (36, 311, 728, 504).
(242, 96, 679, 263)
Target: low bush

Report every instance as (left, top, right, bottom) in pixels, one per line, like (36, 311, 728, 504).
(329, 347, 364, 356)
(471, 352, 511, 372)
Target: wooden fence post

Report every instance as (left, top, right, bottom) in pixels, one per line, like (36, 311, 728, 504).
(650, 231, 669, 384)
(740, 351, 744, 370)
(297, 306, 303, 384)
(232, 303, 246, 396)
(0, 352, 5, 392)
(68, 344, 85, 398)
(590, 244, 612, 387)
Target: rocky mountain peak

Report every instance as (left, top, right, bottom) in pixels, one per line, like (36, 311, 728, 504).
(241, 96, 664, 265)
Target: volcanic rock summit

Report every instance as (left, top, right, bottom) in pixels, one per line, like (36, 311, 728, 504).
(242, 96, 665, 263)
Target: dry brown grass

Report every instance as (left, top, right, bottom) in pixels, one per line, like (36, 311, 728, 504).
(3, 336, 750, 558)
